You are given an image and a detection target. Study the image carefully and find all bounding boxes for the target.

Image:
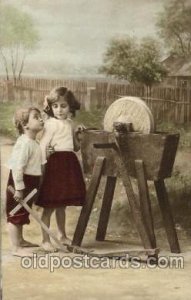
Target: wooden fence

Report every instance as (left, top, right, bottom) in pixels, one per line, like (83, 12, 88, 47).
(0, 77, 88, 108)
(0, 76, 191, 124)
(96, 82, 191, 124)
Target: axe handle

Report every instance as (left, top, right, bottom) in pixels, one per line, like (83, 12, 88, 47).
(9, 186, 37, 216)
(8, 186, 66, 251)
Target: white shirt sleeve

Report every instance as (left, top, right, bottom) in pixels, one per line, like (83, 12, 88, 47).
(11, 139, 31, 190)
(40, 119, 56, 164)
(12, 169, 25, 190)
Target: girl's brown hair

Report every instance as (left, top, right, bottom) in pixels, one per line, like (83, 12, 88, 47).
(43, 87, 80, 117)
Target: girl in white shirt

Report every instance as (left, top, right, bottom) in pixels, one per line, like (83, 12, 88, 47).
(6, 107, 44, 256)
(36, 87, 86, 252)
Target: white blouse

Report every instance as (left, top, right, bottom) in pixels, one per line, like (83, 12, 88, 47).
(40, 117, 74, 164)
(8, 134, 42, 190)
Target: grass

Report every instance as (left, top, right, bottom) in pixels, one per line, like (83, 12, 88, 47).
(157, 121, 191, 149)
(0, 101, 23, 139)
(75, 108, 107, 129)
(0, 101, 107, 139)
(0, 101, 191, 149)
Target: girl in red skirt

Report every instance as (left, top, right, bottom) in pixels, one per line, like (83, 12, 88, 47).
(36, 87, 86, 252)
(6, 107, 44, 256)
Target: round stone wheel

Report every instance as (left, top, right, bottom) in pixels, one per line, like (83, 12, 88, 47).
(103, 96, 155, 133)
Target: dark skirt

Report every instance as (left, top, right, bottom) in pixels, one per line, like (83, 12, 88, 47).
(36, 151, 86, 208)
(6, 172, 40, 225)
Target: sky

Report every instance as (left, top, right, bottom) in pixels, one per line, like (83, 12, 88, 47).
(2, 0, 166, 77)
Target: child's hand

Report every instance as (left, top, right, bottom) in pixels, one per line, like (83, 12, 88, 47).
(46, 144, 55, 159)
(75, 125, 86, 142)
(14, 190, 24, 202)
(75, 124, 86, 133)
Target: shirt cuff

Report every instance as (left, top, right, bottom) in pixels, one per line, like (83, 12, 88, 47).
(42, 159, 47, 165)
(14, 181, 25, 190)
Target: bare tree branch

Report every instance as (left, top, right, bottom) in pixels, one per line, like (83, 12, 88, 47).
(10, 48, 16, 83)
(172, 29, 186, 55)
(1, 5, 39, 81)
(187, 34, 191, 54)
(0, 48, 9, 80)
(18, 50, 26, 80)
(14, 45, 19, 75)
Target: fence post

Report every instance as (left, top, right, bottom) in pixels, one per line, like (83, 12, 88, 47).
(106, 82, 111, 106)
(5, 80, 15, 101)
(29, 89, 33, 104)
(86, 87, 97, 111)
(188, 88, 191, 123)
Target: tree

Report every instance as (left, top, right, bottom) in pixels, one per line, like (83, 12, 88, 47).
(156, 0, 191, 57)
(100, 37, 138, 80)
(100, 36, 167, 88)
(0, 4, 39, 82)
(132, 37, 167, 88)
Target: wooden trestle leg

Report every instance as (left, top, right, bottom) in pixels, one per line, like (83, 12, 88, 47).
(135, 160, 156, 248)
(154, 180, 181, 253)
(72, 156, 105, 246)
(96, 176, 117, 241)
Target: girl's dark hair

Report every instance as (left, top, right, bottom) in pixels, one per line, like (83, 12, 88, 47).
(14, 107, 41, 135)
(43, 87, 80, 117)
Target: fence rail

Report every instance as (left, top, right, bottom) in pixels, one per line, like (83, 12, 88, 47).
(0, 76, 191, 124)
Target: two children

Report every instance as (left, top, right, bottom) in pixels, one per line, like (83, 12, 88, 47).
(6, 87, 86, 255)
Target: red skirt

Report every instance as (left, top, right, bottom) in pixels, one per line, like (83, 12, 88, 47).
(36, 152, 86, 208)
(6, 172, 40, 225)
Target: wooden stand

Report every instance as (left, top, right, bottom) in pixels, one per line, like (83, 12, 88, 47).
(72, 129, 181, 254)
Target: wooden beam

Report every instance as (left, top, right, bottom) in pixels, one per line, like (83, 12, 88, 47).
(72, 156, 105, 246)
(96, 176, 117, 241)
(135, 160, 156, 248)
(154, 180, 181, 253)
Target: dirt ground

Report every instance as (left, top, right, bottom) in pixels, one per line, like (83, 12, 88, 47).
(1, 136, 191, 300)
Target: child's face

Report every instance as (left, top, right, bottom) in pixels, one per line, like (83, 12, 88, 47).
(25, 110, 44, 133)
(51, 97, 70, 120)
